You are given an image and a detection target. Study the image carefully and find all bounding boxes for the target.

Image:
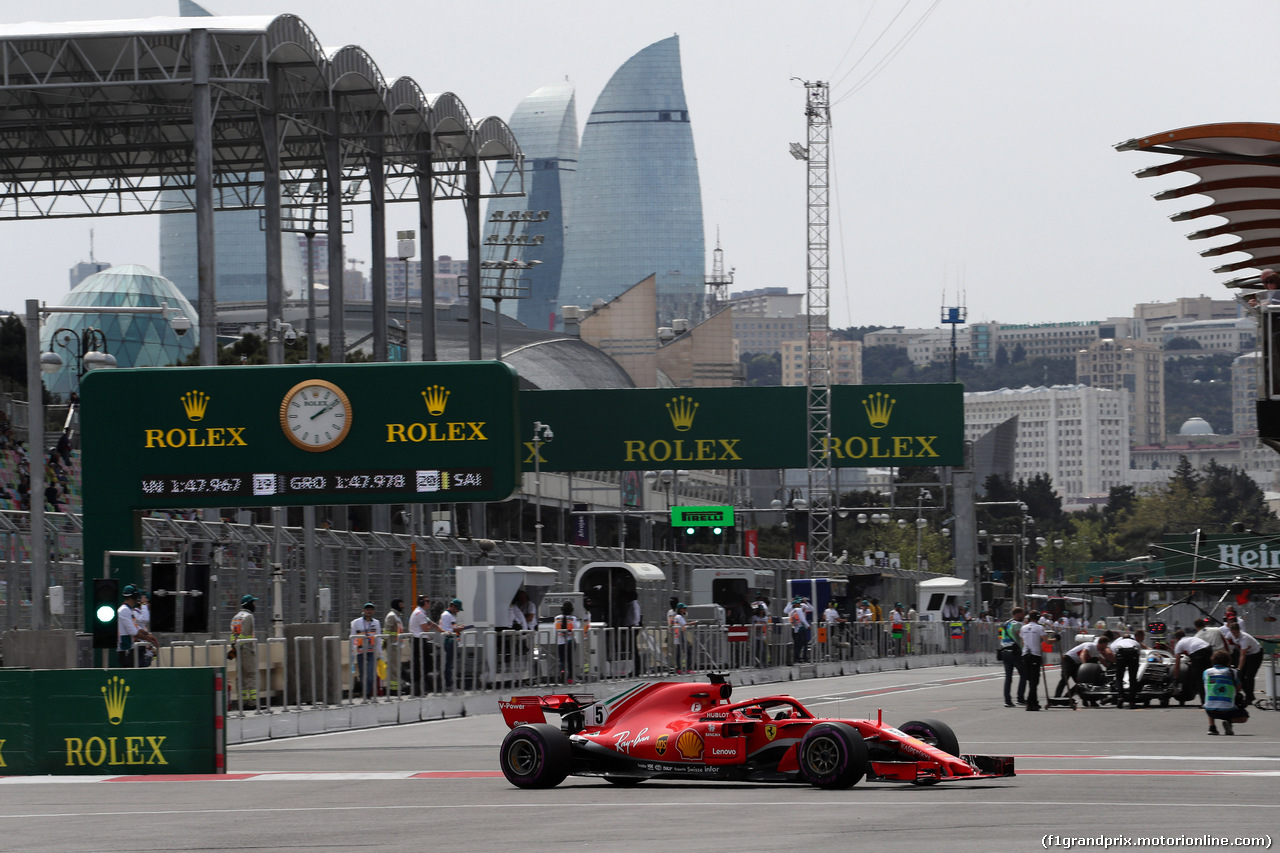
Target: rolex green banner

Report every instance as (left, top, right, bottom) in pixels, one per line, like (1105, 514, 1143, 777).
(520, 384, 962, 471)
(0, 668, 223, 775)
(81, 361, 521, 508)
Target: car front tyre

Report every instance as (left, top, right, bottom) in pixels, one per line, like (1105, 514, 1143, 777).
(897, 718, 960, 758)
(798, 722, 868, 789)
(500, 723, 572, 788)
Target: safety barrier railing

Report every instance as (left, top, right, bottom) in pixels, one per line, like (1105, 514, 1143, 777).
(121, 619, 997, 718)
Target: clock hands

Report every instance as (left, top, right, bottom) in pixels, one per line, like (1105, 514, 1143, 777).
(309, 399, 341, 421)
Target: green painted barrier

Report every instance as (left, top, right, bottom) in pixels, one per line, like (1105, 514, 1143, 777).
(0, 667, 224, 775)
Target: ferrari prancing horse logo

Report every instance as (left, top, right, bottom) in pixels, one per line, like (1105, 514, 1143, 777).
(764, 724, 777, 741)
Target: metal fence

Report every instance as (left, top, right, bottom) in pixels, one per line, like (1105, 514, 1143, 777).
(106, 619, 998, 719)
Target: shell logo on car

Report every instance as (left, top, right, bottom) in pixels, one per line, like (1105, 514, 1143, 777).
(675, 729, 704, 760)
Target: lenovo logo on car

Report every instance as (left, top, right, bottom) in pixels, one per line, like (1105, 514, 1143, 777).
(712, 748, 737, 756)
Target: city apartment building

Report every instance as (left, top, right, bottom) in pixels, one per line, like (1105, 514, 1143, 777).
(862, 327, 969, 367)
(969, 319, 1140, 365)
(1159, 317, 1255, 353)
(780, 336, 863, 386)
(1234, 351, 1262, 436)
(964, 385, 1130, 503)
(1075, 338, 1165, 446)
(1133, 296, 1240, 342)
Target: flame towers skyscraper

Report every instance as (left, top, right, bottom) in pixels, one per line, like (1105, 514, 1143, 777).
(557, 36, 706, 328)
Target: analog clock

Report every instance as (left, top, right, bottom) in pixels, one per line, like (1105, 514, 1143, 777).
(281, 379, 352, 452)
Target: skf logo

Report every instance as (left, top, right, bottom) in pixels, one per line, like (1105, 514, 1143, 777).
(764, 724, 777, 742)
(422, 385, 450, 416)
(102, 675, 129, 725)
(862, 391, 894, 428)
(654, 734, 669, 756)
(674, 729, 703, 760)
(666, 395, 698, 431)
(181, 390, 210, 421)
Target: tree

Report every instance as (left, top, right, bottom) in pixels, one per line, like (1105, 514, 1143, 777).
(995, 345, 1009, 368)
(1164, 337, 1203, 350)
(1011, 343, 1027, 364)
(182, 333, 333, 366)
(1170, 455, 1200, 492)
(1017, 473, 1063, 528)
(860, 345, 915, 384)
(741, 352, 781, 386)
(0, 314, 28, 394)
(1200, 460, 1274, 532)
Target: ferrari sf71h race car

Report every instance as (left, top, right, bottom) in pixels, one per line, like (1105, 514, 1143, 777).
(498, 674, 1015, 789)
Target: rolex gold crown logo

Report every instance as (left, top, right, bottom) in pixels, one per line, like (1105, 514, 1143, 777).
(666, 395, 699, 432)
(102, 675, 130, 725)
(862, 392, 895, 429)
(181, 390, 210, 422)
(422, 385, 450, 417)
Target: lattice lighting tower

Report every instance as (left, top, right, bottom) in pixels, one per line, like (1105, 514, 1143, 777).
(704, 228, 735, 315)
(790, 80, 833, 572)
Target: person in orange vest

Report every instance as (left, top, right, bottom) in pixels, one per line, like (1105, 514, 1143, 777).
(229, 594, 258, 706)
(556, 600, 580, 684)
(350, 603, 381, 700)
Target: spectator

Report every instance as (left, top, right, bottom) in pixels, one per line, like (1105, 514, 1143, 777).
(555, 600, 579, 684)
(1204, 649, 1244, 736)
(117, 585, 156, 669)
(751, 602, 769, 667)
(407, 595, 440, 694)
(1020, 611, 1047, 711)
(438, 598, 465, 690)
(999, 607, 1026, 707)
(230, 594, 258, 706)
(788, 597, 811, 664)
(350, 603, 381, 700)
(508, 589, 536, 631)
(623, 590, 643, 675)
(56, 428, 72, 466)
(384, 599, 406, 695)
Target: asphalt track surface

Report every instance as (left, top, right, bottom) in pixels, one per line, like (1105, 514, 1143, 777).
(3, 663, 1278, 853)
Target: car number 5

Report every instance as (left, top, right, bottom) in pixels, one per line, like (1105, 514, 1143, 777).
(588, 704, 609, 726)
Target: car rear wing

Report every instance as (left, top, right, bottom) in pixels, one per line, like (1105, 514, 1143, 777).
(500, 693, 597, 730)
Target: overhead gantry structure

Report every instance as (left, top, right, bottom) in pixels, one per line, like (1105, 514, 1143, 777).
(0, 14, 524, 363)
(1118, 123, 1280, 454)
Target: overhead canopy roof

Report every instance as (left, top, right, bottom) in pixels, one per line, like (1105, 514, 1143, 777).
(0, 14, 522, 219)
(1116, 122, 1280, 288)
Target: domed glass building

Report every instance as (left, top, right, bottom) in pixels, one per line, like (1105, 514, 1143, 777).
(39, 264, 198, 400)
(1179, 417, 1215, 436)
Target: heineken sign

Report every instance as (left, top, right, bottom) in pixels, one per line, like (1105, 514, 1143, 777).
(520, 384, 963, 471)
(672, 506, 736, 528)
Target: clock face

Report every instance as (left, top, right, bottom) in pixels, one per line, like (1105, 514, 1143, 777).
(281, 379, 352, 452)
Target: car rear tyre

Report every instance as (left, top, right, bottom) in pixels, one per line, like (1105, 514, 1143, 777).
(798, 722, 869, 789)
(500, 723, 572, 789)
(898, 718, 960, 757)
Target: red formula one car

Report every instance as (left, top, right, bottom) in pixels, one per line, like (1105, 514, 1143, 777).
(498, 674, 1015, 789)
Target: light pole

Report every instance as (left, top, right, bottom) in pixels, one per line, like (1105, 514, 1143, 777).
(857, 512, 890, 565)
(532, 421, 553, 566)
(26, 299, 190, 631)
(44, 326, 116, 391)
(913, 489, 933, 572)
(647, 469, 689, 551)
(397, 230, 415, 361)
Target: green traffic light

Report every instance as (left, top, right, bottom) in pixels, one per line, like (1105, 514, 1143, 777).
(95, 603, 116, 623)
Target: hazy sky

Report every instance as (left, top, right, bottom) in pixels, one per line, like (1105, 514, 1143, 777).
(2, 1, 1277, 331)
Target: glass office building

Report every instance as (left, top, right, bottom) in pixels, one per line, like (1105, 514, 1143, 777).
(159, 201, 308, 304)
(558, 36, 706, 328)
(39, 265, 199, 400)
(483, 81, 578, 332)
